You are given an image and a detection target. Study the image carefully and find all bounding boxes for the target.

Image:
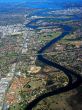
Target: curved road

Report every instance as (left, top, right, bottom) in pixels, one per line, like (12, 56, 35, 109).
(25, 18, 82, 110)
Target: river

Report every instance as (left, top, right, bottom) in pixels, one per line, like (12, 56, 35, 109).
(25, 15, 82, 110)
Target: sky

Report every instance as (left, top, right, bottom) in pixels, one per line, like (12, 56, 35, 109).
(0, 0, 23, 2)
(0, 0, 81, 3)
(0, 0, 81, 12)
